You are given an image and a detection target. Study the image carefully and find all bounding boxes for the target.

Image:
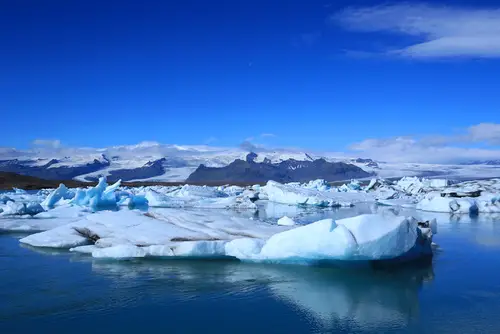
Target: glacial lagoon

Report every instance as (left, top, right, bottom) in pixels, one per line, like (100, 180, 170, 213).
(1, 203, 500, 334)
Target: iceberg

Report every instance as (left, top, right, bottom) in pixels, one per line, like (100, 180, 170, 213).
(257, 214, 433, 264)
(168, 185, 229, 198)
(20, 209, 288, 249)
(0, 201, 45, 216)
(92, 245, 147, 259)
(262, 181, 370, 207)
(338, 179, 362, 192)
(144, 189, 256, 210)
(277, 216, 296, 226)
(0, 195, 14, 204)
(20, 209, 435, 266)
(41, 184, 75, 208)
(395, 177, 450, 195)
(67, 177, 123, 211)
(303, 179, 331, 191)
(13, 187, 27, 194)
(416, 195, 477, 214)
(476, 195, 500, 213)
(416, 193, 500, 214)
(0, 205, 88, 233)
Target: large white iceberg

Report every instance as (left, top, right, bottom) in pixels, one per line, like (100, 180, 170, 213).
(257, 214, 434, 264)
(19, 209, 435, 266)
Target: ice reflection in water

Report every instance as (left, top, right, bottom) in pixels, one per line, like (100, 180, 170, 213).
(88, 258, 433, 332)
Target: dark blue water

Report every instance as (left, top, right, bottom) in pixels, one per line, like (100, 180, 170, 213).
(1, 214, 500, 333)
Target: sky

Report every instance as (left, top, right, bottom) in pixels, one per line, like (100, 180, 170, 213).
(1, 0, 500, 163)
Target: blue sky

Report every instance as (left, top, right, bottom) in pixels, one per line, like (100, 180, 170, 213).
(1, 0, 500, 162)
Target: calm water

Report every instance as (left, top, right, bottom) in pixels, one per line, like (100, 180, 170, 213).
(2, 209, 500, 333)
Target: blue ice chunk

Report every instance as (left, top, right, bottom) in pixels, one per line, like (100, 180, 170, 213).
(25, 202, 45, 216)
(72, 189, 88, 206)
(0, 195, 14, 204)
(128, 195, 149, 209)
(13, 187, 27, 194)
(64, 177, 125, 211)
(42, 184, 75, 208)
(0, 201, 44, 216)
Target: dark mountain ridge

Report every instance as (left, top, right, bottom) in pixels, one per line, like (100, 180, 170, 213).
(187, 153, 373, 183)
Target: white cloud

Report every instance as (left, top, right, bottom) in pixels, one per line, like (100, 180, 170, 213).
(204, 136, 218, 144)
(260, 133, 276, 138)
(349, 137, 500, 163)
(3, 123, 499, 165)
(349, 123, 500, 163)
(32, 139, 61, 149)
(332, 3, 500, 58)
(467, 123, 500, 144)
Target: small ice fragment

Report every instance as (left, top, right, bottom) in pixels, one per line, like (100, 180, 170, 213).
(277, 216, 296, 226)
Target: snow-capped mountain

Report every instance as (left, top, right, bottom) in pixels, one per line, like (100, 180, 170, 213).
(459, 160, 500, 166)
(186, 153, 374, 183)
(0, 142, 499, 182)
(0, 143, 332, 182)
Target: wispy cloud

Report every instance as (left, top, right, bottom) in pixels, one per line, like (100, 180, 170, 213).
(32, 139, 61, 149)
(467, 123, 500, 145)
(349, 123, 500, 163)
(331, 3, 500, 58)
(204, 136, 218, 144)
(260, 133, 276, 138)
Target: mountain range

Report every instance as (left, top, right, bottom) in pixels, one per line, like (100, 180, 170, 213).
(0, 142, 499, 183)
(186, 153, 373, 183)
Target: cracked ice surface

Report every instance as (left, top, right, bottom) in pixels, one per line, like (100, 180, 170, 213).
(19, 209, 434, 264)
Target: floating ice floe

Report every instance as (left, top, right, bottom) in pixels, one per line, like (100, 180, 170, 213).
(277, 216, 296, 226)
(303, 179, 331, 192)
(144, 189, 257, 210)
(416, 192, 500, 214)
(395, 177, 450, 195)
(20, 209, 288, 250)
(257, 214, 436, 264)
(0, 205, 89, 233)
(376, 198, 417, 208)
(0, 201, 44, 216)
(0, 195, 14, 204)
(19, 209, 435, 265)
(261, 181, 373, 207)
(13, 187, 27, 194)
(338, 180, 362, 192)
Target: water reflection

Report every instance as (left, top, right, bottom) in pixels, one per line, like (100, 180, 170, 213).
(254, 201, 375, 224)
(88, 259, 433, 331)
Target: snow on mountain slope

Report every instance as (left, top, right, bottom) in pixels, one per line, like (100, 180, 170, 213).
(1, 142, 499, 182)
